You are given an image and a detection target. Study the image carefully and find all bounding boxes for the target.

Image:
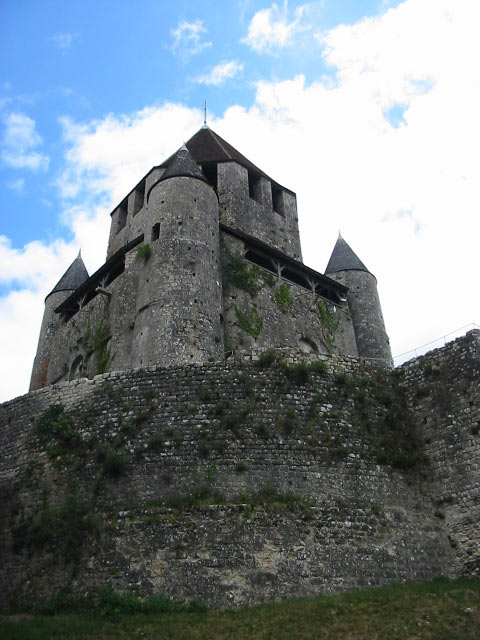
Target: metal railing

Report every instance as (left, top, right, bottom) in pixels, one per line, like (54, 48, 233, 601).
(393, 322, 479, 366)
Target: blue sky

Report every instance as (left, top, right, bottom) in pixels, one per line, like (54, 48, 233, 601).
(1, 0, 479, 400)
(0, 0, 398, 249)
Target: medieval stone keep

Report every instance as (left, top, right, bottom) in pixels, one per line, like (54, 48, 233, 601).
(0, 127, 478, 612)
(29, 126, 392, 392)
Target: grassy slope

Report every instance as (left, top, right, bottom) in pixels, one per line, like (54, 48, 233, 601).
(1, 578, 479, 640)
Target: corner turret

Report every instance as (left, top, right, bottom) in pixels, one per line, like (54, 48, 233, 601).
(29, 251, 89, 391)
(326, 235, 392, 367)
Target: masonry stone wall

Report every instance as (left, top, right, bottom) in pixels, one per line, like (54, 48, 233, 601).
(131, 175, 223, 368)
(44, 250, 139, 385)
(30, 288, 73, 390)
(217, 162, 302, 260)
(221, 233, 358, 358)
(1, 332, 478, 612)
(42, 228, 357, 388)
(328, 269, 392, 367)
(398, 329, 480, 579)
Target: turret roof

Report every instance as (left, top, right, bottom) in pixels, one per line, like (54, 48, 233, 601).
(48, 251, 89, 298)
(325, 234, 371, 275)
(159, 144, 208, 183)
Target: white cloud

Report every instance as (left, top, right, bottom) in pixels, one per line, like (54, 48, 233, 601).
(51, 33, 76, 50)
(242, 1, 307, 53)
(195, 60, 244, 86)
(57, 103, 201, 205)
(7, 177, 25, 193)
(0, 236, 78, 400)
(0, 235, 72, 289)
(1, 112, 50, 171)
(171, 20, 212, 60)
(0, 289, 45, 401)
(2, 0, 480, 401)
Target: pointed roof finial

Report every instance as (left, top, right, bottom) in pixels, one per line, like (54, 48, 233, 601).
(203, 100, 208, 128)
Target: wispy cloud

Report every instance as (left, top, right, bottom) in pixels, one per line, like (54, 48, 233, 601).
(51, 32, 77, 51)
(7, 177, 25, 193)
(195, 60, 244, 86)
(1, 112, 49, 171)
(171, 20, 212, 60)
(242, 1, 307, 53)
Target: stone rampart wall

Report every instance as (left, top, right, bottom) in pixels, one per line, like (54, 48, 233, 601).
(0, 332, 478, 611)
(399, 329, 480, 579)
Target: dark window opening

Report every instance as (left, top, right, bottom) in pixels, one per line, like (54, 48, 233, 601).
(248, 170, 262, 204)
(151, 223, 160, 241)
(243, 244, 342, 304)
(299, 337, 318, 353)
(104, 257, 125, 287)
(282, 268, 310, 290)
(115, 200, 128, 234)
(272, 184, 285, 216)
(69, 355, 84, 381)
(201, 162, 217, 190)
(132, 179, 146, 216)
(315, 284, 341, 304)
(245, 249, 276, 274)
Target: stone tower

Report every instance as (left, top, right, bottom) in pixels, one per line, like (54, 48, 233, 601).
(325, 234, 392, 367)
(131, 145, 223, 368)
(29, 252, 89, 391)
(28, 127, 394, 391)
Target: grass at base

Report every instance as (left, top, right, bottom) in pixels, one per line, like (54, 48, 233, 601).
(1, 578, 479, 640)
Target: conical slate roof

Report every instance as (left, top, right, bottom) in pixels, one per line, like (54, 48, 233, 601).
(48, 251, 89, 298)
(159, 144, 208, 183)
(325, 234, 371, 275)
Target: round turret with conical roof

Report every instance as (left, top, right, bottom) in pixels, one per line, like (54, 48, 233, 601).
(30, 251, 89, 391)
(326, 235, 392, 367)
(132, 146, 223, 368)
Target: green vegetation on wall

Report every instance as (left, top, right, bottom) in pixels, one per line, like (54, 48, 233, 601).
(11, 493, 100, 561)
(316, 300, 339, 352)
(225, 253, 262, 297)
(135, 243, 152, 263)
(234, 304, 263, 340)
(82, 311, 112, 375)
(274, 283, 293, 313)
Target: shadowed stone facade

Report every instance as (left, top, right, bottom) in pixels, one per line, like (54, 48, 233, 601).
(1, 331, 478, 611)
